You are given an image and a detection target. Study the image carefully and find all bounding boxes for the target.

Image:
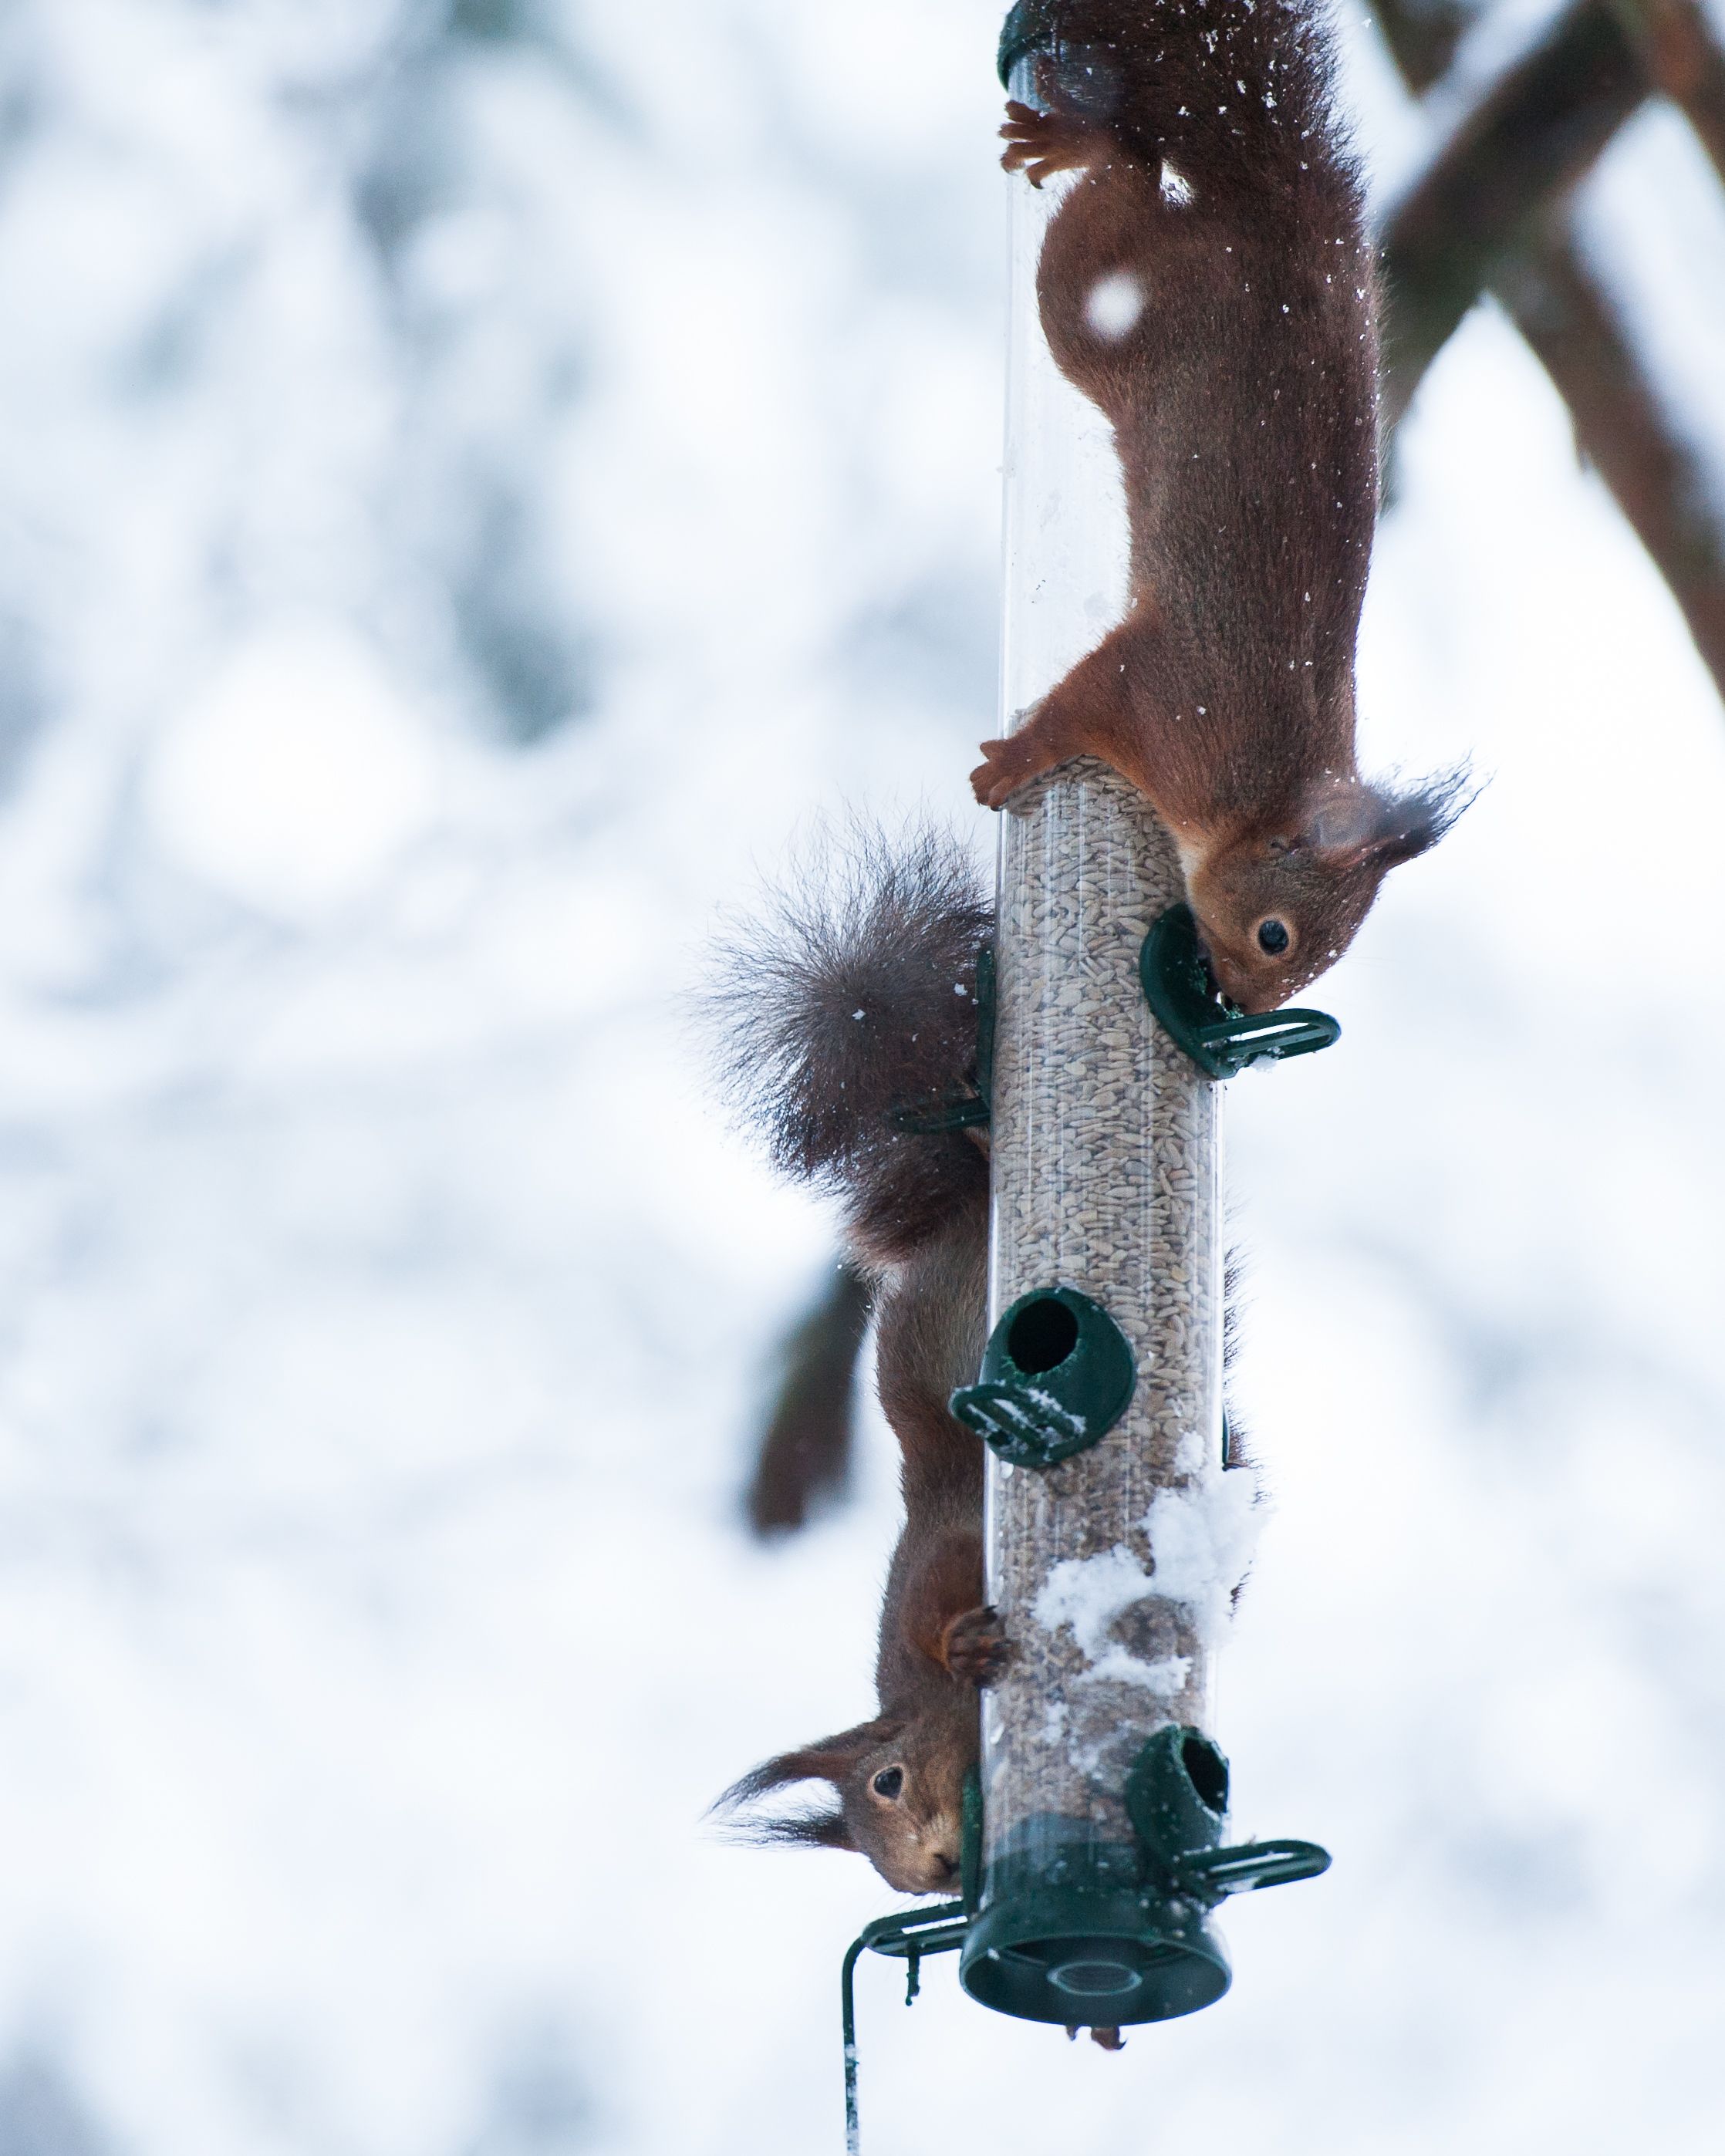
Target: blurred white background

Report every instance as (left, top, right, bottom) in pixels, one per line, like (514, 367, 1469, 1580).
(0, 1, 1721, 2151)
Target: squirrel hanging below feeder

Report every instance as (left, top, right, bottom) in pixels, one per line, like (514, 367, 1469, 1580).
(707, 825, 1003, 1901)
(706, 825, 1255, 1913)
(974, 0, 1471, 1011)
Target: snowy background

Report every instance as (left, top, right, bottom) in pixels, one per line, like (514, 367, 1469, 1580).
(0, 1, 1722, 2151)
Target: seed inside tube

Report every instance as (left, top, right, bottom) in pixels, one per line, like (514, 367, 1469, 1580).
(985, 764, 1226, 1853)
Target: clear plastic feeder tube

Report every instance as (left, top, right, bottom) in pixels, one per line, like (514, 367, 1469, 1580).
(958, 56, 1229, 2028)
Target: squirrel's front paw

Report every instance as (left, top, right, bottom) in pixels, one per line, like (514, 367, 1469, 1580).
(940, 1605, 1011, 1686)
(971, 737, 1033, 809)
(1000, 100, 1095, 188)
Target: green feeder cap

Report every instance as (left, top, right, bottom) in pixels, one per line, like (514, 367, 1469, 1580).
(950, 1284, 1135, 1467)
(998, 0, 1062, 86)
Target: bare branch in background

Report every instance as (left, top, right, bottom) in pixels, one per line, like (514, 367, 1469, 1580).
(1372, 0, 1470, 95)
(1379, 0, 1645, 423)
(743, 1262, 870, 1537)
(1373, 0, 1725, 703)
(1606, 0, 1725, 181)
(1368, 0, 1519, 116)
(1501, 225, 1725, 687)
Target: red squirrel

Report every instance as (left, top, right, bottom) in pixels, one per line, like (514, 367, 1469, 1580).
(975, 0, 1470, 1011)
(707, 826, 1005, 1897)
(707, 827, 1256, 1905)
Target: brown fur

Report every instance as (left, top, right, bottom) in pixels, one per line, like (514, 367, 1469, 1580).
(706, 822, 993, 1265)
(715, 1199, 1001, 1895)
(707, 830, 1003, 1895)
(975, 0, 1469, 1011)
(744, 1261, 871, 1538)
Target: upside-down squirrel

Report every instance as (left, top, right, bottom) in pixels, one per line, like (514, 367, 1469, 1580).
(974, 0, 1469, 1010)
(708, 826, 1254, 1908)
(708, 826, 1001, 1899)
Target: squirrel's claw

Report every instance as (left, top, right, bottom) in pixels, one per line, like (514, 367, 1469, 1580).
(939, 1604, 1011, 1686)
(999, 100, 1096, 187)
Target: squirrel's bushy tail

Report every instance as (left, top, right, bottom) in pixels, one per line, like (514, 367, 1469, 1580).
(707, 822, 991, 1266)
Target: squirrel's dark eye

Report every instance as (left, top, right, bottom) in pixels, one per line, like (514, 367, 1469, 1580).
(872, 1767, 904, 1801)
(1256, 919, 1291, 956)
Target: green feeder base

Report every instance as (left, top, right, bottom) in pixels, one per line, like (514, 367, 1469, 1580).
(959, 1864, 1230, 2026)
(842, 1742, 1328, 2144)
(958, 1732, 1329, 2029)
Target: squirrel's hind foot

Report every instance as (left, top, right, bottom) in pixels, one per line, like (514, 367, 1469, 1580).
(939, 1604, 1011, 1686)
(1000, 100, 1101, 189)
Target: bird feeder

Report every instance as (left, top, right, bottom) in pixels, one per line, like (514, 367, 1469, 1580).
(839, 10, 1335, 2142)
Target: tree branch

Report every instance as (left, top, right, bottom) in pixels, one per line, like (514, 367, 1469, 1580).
(1372, 0, 1725, 703)
(1379, 0, 1646, 424)
(1499, 222, 1725, 690)
(1607, 0, 1725, 181)
(1371, 0, 1470, 96)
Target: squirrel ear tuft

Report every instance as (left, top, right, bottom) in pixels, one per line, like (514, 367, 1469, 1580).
(710, 1719, 903, 1815)
(1308, 767, 1476, 871)
(759, 1807, 856, 1852)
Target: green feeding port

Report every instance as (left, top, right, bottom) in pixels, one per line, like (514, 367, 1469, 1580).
(949, 1284, 1136, 1467)
(1140, 905, 1340, 1081)
(958, 1728, 1330, 2027)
